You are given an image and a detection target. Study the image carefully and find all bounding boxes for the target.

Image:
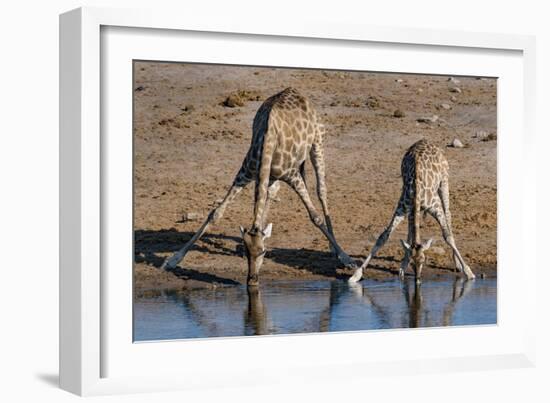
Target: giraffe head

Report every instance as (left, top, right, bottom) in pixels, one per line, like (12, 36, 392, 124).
(401, 238, 433, 283)
(239, 223, 273, 286)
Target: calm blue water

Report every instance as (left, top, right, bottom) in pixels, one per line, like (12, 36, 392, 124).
(133, 278, 496, 342)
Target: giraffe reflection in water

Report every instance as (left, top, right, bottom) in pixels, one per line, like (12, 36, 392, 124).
(134, 278, 495, 341)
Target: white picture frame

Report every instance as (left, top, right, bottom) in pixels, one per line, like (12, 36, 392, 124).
(59, 6, 537, 396)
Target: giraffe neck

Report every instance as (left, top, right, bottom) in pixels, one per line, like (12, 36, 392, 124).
(413, 164, 422, 245)
(252, 115, 277, 230)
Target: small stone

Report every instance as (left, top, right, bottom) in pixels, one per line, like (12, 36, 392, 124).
(215, 199, 224, 205)
(393, 109, 405, 118)
(449, 87, 462, 93)
(417, 115, 439, 123)
(135, 85, 145, 92)
(365, 96, 379, 109)
(222, 93, 244, 107)
(482, 133, 497, 142)
(395, 79, 404, 83)
(182, 212, 203, 222)
(440, 103, 451, 110)
(448, 77, 461, 84)
(450, 138, 464, 148)
(450, 95, 458, 102)
(474, 130, 488, 140)
(417, 88, 424, 94)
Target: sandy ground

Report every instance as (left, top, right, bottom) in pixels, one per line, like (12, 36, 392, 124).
(133, 62, 497, 291)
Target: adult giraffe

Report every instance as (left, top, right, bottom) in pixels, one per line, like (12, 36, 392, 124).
(162, 87, 356, 285)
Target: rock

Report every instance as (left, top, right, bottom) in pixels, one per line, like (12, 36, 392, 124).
(135, 85, 145, 92)
(449, 87, 462, 93)
(393, 109, 405, 118)
(417, 115, 439, 123)
(474, 130, 489, 140)
(450, 95, 458, 102)
(395, 79, 404, 83)
(222, 93, 244, 107)
(450, 138, 464, 148)
(482, 133, 497, 142)
(182, 212, 203, 222)
(439, 103, 451, 110)
(448, 77, 461, 84)
(416, 88, 424, 94)
(365, 96, 379, 109)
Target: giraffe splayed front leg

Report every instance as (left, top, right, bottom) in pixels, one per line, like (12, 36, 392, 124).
(161, 175, 250, 271)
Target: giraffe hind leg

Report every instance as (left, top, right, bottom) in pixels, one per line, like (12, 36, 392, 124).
(438, 179, 462, 271)
(310, 140, 337, 255)
(161, 175, 250, 270)
(428, 203, 475, 280)
(286, 174, 356, 269)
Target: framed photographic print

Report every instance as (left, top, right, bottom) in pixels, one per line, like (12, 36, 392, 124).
(60, 6, 537, 396)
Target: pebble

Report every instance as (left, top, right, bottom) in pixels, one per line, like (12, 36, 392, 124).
(365, 96, 379, 109)
(451, 138, 464, 148)
(223, 94, 244, 107)
(450, 95, 458, 102)
(182, 212, 203, 221)
(393, 109, 405, 118)
(448, 77, 461, 84)
(474, 130, 489, 140)
(440, 103, 451, 110)
(449, 87, 462, 93)
(417, 115, 439, 123)
(395, 79, 404, 83)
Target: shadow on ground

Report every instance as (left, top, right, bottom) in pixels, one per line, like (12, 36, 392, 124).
(134, 228, 456, 285)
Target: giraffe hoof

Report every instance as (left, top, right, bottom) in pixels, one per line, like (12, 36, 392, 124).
(463, 265, 476, 280)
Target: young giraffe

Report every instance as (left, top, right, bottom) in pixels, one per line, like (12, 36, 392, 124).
(162, 87, 356, 285)
(349, 139, 475, 283)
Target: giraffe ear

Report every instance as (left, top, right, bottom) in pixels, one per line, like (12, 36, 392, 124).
(262, 223, 273, 239)
(239, 226, 246, 237)
(400, 239, 411, 251)
(422, 238, 434, 250)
